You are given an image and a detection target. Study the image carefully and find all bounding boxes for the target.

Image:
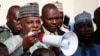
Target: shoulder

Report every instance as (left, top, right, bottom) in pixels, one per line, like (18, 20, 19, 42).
(94, 44, 100, 48)
(0, 26, 9, 33)
(4, 35, 22, 44)
(0, 26, 5, 32)
(72, 46, 82, 56)
(57, 28, 65, 35)
(30, 41, 48, 53)
(93, 44, 100, 55)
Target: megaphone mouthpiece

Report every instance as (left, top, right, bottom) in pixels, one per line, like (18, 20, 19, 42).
(38, 34, 62, 47)
(38, 34, 44, 42)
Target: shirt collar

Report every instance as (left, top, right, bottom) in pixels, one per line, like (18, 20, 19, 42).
(42, 26, 58, 35)
(3, 24, 12, 34)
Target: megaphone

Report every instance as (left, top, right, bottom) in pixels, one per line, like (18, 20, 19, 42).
(38, 31, 78, 56)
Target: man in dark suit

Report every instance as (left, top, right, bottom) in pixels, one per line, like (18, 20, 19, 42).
(41, 3, 65, 56)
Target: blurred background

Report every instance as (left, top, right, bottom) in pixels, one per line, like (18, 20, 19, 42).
(0, 0, 99, 30)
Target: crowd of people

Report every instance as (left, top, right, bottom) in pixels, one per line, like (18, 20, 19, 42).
(0, 1, 100, 56)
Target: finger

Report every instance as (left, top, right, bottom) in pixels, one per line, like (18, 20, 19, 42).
(28, 32, 34, 36)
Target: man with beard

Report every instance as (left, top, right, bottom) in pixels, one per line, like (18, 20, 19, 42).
(73, 11, 100, 56)
(93, 7, 100, 45)
(0, 5, 20, 42)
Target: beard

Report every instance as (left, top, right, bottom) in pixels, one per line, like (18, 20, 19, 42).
(78, 34, 94, 45)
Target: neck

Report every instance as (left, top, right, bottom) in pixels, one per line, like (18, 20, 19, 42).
(96, 25, 100, 31)
(79, 36, 93, 48)
(96, 28, 100, 31)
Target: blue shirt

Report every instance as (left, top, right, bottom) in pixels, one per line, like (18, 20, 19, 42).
(73, 44, 100, 56)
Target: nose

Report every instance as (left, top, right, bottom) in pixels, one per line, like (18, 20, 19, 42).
(32, 23, 38, 28)
(52, 19, 57, 24)
(84, 25, 90, 32)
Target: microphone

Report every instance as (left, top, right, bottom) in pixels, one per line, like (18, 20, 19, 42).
(38, 31, 78, 56)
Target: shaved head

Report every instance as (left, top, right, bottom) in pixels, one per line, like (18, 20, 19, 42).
(42, 3, 58, 17)
(32, 48, 55, 56)
(7, 5, 20, 35)
(7, 5, 20, 18)
(41, 3, 60, 32)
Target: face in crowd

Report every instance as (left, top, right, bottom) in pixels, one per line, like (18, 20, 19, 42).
(58, 12, 64, 27)
(75, 21, 94, 39)
(7, 5, 20, 35)
(41, 4, 60, 33)
(19, 16, 41, 36)
(93, 7, 100, 29)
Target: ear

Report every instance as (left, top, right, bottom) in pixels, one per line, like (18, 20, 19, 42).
(41, 16, 44, 22)
(18, 21, 22, 30)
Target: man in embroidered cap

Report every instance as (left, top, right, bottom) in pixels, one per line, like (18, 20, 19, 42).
(93, 7, 100, 45)
(4, 2, 47, 56)
(73, 11, 100, 56)
(53, 1, 63, 27)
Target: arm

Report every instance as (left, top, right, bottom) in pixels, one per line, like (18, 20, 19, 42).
(3, 35, 22, 54)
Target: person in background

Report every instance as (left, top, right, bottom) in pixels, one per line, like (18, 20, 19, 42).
(73, 11, 100, 56)
(93, 7, 100, 45)
(53, 1, 70, 32)
(32, 48, 55, 56)
(41, 3, 65, 56)
(63, 15, 70, 31)
(0, 5, 20, 42)
(6, 5, 20, 35)
(0, 42, 9, 56)
(69, 22, 74, 31)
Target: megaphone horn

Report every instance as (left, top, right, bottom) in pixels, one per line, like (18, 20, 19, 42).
(38, 31, 78, 56)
